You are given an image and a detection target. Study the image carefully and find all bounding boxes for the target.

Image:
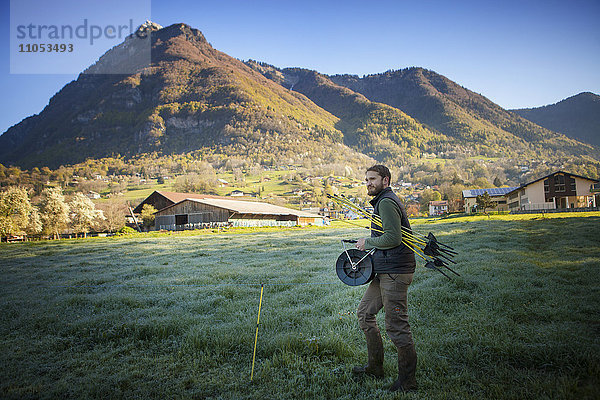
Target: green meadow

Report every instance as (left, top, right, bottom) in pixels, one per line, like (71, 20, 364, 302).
(1, 216, 599, 399)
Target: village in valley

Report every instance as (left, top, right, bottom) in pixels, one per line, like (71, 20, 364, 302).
(1, 156, 598, 241)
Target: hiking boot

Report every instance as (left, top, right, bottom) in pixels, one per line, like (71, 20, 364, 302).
(352, 331, 384, 379)
(389, 343, 417, 392)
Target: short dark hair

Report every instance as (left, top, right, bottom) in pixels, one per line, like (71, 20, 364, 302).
(366, 165, 391, 183)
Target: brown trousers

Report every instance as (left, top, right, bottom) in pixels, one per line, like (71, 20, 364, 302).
(357, 273, 414, 347)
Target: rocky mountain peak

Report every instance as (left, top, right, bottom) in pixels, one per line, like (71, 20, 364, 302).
(137, 20, 163, 34)
(153, 23, 208, 45)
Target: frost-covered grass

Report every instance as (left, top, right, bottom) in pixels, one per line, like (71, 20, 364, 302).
(1, 217, 599, 399)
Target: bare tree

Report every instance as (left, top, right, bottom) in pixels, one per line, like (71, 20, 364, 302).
(174, 173, 217, 194)
(97, 199, 128, 233)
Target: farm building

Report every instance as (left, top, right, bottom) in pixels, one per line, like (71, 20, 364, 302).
(507, 171, 598, 212)
(462, 187, 519, 213)
(152, 197, 325, 230)
(132, 191, 225, 214)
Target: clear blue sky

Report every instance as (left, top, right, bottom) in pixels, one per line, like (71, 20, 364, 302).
(1, 0, 599, 135)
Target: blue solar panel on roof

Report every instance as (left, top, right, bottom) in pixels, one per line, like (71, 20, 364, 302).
(465, 187, 519, 197)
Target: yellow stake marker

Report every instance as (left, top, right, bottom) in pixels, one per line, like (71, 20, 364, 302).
(250, 284, 264, 382)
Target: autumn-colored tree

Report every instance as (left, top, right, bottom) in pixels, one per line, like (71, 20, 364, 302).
(40, 187, 70, 239)
(27, 207, 43, 236)
(473, 177, 491, 188)
(0, 186, 41, 239)
(419, 188, 442, 212)
(141, 204, 157, 231)
(69, 193, 105, 238)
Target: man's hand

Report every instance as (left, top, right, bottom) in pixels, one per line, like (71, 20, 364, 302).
(356, 238, 367, 251)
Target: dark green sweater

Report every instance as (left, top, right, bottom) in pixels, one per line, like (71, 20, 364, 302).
(364, 198, 403, 250)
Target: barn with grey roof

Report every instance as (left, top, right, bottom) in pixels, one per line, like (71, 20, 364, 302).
(149, 195, 324, 230)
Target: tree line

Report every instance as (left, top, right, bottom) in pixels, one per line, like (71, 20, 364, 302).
(0, 187, 119, 241)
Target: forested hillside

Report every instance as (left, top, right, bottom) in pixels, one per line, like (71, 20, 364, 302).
(246, 61, 451, 163)
(512, 92, 600, 147)
(329, 69, 599, 161)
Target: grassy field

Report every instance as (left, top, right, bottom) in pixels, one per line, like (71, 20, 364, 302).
(1, 216, 599, 399)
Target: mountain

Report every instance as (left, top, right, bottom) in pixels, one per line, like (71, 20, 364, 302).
(328, 69, 598, 160)
(0, 23, 368, 169)
(245, 61, 452, 163)
(0, 22, 598, 171)
(511, 92, 600, 147)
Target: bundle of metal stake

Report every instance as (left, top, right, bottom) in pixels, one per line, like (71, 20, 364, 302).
(327, 193, 460, 279)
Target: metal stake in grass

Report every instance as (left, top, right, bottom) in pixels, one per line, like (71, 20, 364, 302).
(250, 284, 264, 382)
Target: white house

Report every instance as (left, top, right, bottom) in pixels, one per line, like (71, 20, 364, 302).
(429, 200, 448, 216)
(507, 171, 598, 211)
(86, 191, 101, 199)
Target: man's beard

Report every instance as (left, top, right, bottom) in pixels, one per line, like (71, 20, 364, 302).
(367, 182, 384, 196)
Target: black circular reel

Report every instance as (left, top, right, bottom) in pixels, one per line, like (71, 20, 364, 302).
(336, 249, 374, 286)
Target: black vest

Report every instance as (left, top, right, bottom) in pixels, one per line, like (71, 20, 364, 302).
(370, 187, 416, 274)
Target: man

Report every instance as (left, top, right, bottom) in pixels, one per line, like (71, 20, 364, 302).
(353, 164, 417, 392)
